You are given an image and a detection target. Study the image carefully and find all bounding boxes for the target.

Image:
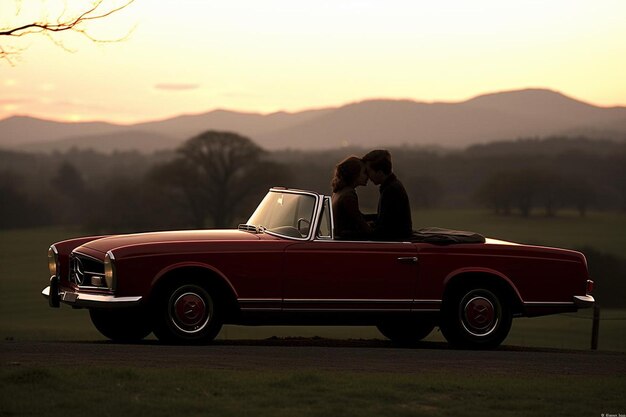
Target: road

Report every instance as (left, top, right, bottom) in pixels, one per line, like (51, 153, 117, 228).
(2, 339, 624, 375)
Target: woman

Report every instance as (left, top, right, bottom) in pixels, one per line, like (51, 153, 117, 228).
(331, 156, 371, 240)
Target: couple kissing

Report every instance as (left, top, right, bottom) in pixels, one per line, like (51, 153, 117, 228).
(331, 150, 412, 241)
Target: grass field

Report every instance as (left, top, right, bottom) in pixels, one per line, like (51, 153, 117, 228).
(1, 366, 624, 417)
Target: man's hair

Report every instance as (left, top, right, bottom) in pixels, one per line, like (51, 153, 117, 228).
(362, 149, 392, 174)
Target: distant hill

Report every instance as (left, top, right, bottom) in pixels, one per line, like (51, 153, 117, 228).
(0, 116, 122, 147)
(19, 130, 179, 154)
(1, 89, 625, 153)
(130, 108, 333, 141)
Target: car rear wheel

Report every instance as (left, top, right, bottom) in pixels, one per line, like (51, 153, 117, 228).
(152, 282, 222, 344)
(377, 319, 435, 346)
(440, 286, 512, 349)
(89, 307, 152, 343)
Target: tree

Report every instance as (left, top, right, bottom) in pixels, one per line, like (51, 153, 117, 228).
(150, 131, 289, 229)
(50, 161, 89, 224)
(475, 172, 515, 215)
(406, 174, 443, 209)
(476, 170, 547, 217)
(1, 0, 134, 63)
(0, 170, 44, 228)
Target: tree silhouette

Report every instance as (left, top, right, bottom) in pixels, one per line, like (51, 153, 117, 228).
(475, 172, 515, 215)
(0, 170, 43, 228)
(151, 131, 288, 228)
(1, 0, 134, 63)
(476, 168, 599, 217)
(50, 161, 89, 224)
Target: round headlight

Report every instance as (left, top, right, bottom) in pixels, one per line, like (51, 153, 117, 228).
(104, 251, 116, 290)
(48, 245, 59, 277)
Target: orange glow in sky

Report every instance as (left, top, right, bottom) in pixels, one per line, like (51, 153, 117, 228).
(1, 0, 625, 124)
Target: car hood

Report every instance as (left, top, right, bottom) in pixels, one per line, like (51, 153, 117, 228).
(80, 229, 261, 254)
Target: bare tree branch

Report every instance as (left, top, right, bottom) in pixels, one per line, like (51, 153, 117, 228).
(1, 0, 135, 63)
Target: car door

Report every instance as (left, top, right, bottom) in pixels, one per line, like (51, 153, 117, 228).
(282, 197, 418, 312)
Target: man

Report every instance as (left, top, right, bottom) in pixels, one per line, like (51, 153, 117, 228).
(362, 149, 412, 241)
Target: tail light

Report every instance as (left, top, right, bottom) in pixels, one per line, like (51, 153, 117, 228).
(586, 279, 594, 294)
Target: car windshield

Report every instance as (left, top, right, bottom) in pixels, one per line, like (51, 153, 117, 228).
(246, 191, 317, 239)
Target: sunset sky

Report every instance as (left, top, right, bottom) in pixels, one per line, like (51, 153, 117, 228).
(1, 0, 625, 124)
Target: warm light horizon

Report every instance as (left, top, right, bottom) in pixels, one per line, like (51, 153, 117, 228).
(1, 0, 625, 124)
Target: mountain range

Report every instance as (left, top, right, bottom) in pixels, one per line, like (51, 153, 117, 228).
(1, 88, 625, 153)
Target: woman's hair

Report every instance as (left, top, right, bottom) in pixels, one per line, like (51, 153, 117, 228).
(331, 156, 363, 193)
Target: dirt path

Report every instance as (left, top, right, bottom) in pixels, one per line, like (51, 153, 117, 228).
(2, 339, 624, 376)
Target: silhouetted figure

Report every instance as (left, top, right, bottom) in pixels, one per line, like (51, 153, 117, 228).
(362, 149, 412, 241)
(331, 156, 371, 240)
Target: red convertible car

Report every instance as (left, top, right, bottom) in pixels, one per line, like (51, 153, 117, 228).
(43, 187, 595, 349)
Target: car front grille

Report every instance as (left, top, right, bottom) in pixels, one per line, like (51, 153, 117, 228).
(69, 253, 105, 287)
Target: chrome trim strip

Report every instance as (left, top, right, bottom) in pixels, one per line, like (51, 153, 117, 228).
(327, 195, 335, 240)
(523, 301, 576, 306)
(309, 192, 324, 242)
(313, 195, 334, 240)
(238, 298, 441, 312)
(239, 298, 441, 304)
(284, 299, 414, 303)
(238, 298, 282, 311)
(239, 308, 441, 313)
(71, 250, 102, 263)
(41, 286, 142, 309)
(282, 308, 427, 312)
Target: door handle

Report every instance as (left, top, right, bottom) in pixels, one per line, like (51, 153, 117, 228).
(397, 256, 418, 264)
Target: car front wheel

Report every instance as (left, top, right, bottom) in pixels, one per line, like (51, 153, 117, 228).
(152, 282, 222, 344)
(89, 307, 152, 342)
(440, 286, 512, 349)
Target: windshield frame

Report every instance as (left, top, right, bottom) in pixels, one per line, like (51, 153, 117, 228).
(247, 188, 323, 241)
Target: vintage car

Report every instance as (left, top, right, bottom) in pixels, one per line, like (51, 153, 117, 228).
(43, 187, 595, 349)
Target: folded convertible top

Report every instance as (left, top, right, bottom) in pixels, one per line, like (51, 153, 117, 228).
(411, 227, 486, 245)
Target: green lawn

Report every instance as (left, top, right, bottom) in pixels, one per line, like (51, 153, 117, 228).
(1, 366, 625, 417)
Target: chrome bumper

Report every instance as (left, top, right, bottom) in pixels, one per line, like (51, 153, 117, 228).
(573, 295, 595, 308)
(42, 284, 142, 309)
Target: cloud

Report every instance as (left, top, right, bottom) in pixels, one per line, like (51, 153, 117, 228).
(154, 83, 201, 91)
(0, 99, 29, 106)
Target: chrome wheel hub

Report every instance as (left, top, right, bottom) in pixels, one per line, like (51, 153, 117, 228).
(461, 294, 499, 337)
(171, 292, 210, 334)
